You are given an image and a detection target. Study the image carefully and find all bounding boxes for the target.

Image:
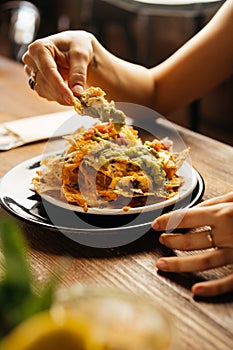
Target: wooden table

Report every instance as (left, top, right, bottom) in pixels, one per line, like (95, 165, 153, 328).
(0, 55, 233, 349)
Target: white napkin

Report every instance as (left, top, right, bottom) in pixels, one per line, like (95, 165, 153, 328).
(0, 110, 134, 151)
(0, 110, 96, 150)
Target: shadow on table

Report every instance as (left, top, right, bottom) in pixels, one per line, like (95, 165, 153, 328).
(22, 222, 167, 258)
(22, 221, 233, 304)
(157, 270, 233, 304)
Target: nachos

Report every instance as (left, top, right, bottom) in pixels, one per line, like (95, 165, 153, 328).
(32, 119, 189, 212)
(73, 86, 126, 132)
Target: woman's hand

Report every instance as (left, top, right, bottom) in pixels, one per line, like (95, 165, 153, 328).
(22, 30, 94, 105)
(152, 192, 233, 297)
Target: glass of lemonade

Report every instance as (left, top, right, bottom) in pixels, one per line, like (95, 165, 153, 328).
(54, 287, 175, 350)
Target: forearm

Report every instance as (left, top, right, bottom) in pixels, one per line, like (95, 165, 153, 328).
(88, 0, 233, 115)
(150, 0, 233, 115)
(88, 37, 155, 107)
(23, 0, 232, 113)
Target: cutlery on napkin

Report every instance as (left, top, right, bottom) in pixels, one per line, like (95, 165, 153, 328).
(0, 110, 95, 151)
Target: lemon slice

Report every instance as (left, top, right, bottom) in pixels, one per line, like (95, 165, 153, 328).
(0, 308, 94, 350)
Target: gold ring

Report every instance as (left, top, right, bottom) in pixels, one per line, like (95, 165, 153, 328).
(207, 230, 216, 249)
(28, 70, 38, 90)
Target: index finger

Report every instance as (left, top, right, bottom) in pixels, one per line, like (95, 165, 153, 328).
(197, 192, 233, 208)
(151, 206, 216, 231)
(26, 40, 73, 105)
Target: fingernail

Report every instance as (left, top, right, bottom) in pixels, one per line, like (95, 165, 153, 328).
(159, 235, 164, 244)
(64, 94, 73, 105)
(156, 260, 168, 271)
(192, 286, 206, 296)
(152, 220, 160, 231)
(72, 84, 83, 95)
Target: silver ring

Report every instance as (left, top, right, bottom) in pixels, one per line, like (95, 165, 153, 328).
(28, 70, 38, 90)
(207, 230, 216, 249)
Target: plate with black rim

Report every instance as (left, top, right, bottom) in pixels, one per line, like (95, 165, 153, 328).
(0, 153, 204, 233)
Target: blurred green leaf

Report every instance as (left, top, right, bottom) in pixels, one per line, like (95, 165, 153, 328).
(0, 219, 31, 292)
(0, 218, 56, 339)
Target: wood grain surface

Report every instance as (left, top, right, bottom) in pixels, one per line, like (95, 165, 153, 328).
(0, 56, 233, 350)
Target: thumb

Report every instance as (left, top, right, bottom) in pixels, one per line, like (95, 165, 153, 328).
(72, 83, 84, 96)
(68, 56, 88, 96)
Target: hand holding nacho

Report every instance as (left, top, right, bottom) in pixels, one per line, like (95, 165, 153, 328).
(32, 89, 189, 213)
(73, 86, 126, 131)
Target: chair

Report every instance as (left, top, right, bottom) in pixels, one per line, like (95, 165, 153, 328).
(0, 1, 40, 61)
(89, 0, 224, 131)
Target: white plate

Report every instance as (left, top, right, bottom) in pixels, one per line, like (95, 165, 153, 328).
(39, 155, 197, 215)
(0, 154, 204, 247)
(0, 152, 197, 217)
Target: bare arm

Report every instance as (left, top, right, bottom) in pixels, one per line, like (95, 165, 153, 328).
(150, 0, 233, 114)
(23, 30, 154, 106)
(87, 0, 233, 113)
(23, 0, 233, 113)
